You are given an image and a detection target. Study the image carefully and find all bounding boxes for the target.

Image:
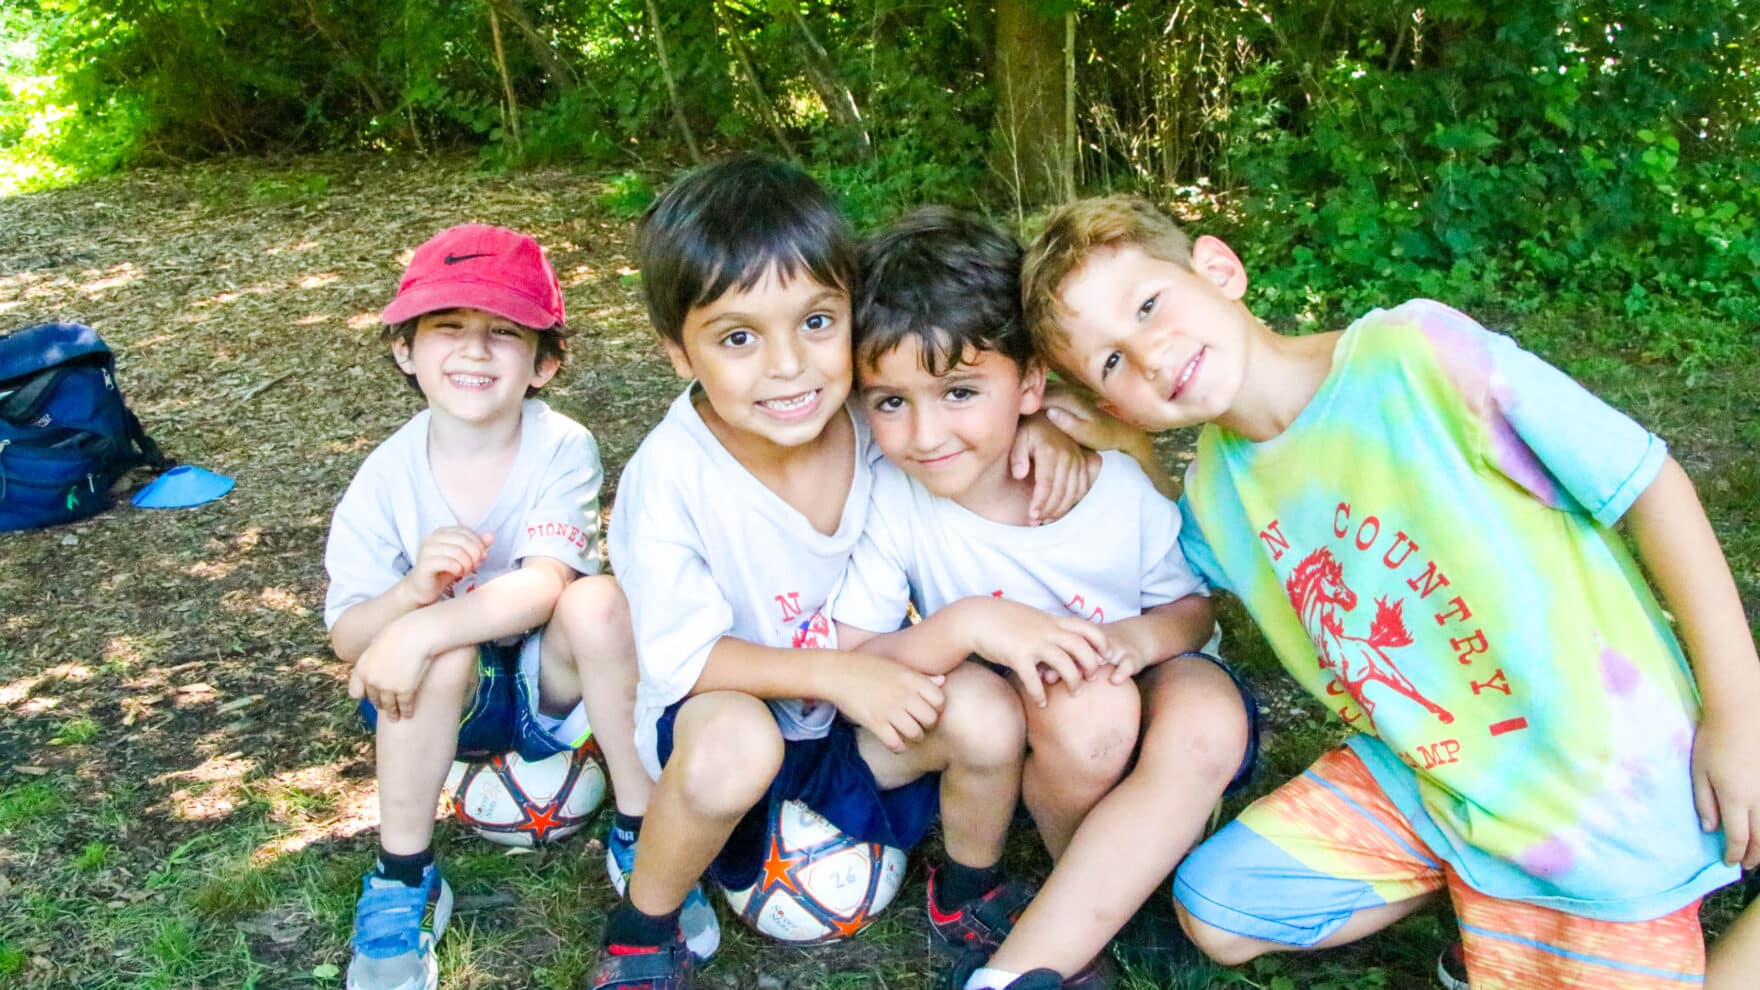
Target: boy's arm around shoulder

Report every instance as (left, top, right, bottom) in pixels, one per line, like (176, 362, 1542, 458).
(1041, 385, 1179, 500)
(1624, 455, 1760, 869)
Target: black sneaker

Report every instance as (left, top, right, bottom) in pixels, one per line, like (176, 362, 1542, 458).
(937, 954, 1064, 990)
(926, 868, 1035, 956)
(587, 939, 695, 990)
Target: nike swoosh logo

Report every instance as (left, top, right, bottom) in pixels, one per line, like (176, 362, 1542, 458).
(444, 252, 493, 264)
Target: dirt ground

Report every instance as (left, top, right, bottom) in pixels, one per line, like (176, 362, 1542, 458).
(2, 155, 1754, 990)
(1, 155, 674, 781)
(0, 155, 709, 982)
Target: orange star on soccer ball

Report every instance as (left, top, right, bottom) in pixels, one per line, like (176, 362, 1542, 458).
(829, 911, 868, 938)
(519, 803, 564, 842)
(761, 834, 802, 894)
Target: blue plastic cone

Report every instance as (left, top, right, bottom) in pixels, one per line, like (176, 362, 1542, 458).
(131, 465, 234, 509)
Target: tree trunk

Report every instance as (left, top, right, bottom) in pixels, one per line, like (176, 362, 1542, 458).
(301, 0, 424, 151)
(991, 0, 1072, 210)
(716, 0, 799, 162)
(489, 0, 578, 91)
(778, 2, 871, 158)
(487, 3, 523, 153)
(644, 0, 704, 164)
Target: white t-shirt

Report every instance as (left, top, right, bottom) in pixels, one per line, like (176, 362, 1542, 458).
(609, 386, 876, 778)
(831, 450, 1206, 637)
(323, 399, 602, 630)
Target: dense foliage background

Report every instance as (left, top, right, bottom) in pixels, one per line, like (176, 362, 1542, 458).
(4, 1, 1757, 330)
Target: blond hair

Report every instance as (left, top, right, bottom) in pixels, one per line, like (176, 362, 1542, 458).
(1021, 196, 1195, 356)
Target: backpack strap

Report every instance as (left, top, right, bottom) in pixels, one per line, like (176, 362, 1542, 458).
(122, 407, 170, 471)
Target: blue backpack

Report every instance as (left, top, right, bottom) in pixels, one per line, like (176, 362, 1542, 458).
(0, 322, 168, 532)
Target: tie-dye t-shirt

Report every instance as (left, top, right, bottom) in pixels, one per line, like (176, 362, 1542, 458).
(1178, 299, 1736, 920)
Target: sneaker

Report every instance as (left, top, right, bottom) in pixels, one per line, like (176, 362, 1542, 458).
(587, 938, 695, 990)
(926, 868, 1035, 956)
(937, 954, 1065, 990)
(606, 828, 721, 961)
(345, 865, 453, 990)
(1436, 942, 1470, 990)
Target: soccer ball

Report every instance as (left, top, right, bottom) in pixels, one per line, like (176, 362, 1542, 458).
(722, 799, 907, 944)
(450, 743, 606, 847)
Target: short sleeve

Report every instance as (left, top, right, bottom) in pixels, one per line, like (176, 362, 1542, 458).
(323, 476, 407, 629)
(1479, 331, 1665, 526)
(513, 428, 602, 574)
(828, 481, 915, 634)
(611, 501, 735, 709)
(1176, 486, 1233, 594)
(1139, 484, 1208, 608)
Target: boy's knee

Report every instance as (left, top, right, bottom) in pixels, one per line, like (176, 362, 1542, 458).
(553, 575, 633, 653)
(1142, 663, 1250, 787)
(937, 665, 1026, 767)
(425, 644, 481, 705)
(1175, 902, 1266, 966)
(1030, 684, 1139, 790)
(669, 698, 784, 815)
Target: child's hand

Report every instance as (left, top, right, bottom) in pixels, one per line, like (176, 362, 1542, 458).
(1099, 621, 1154, 685)
(1040, 385, 1148, 454)
(966, 599, 1111, 707)
(1692, 706, 1760, 869)
(1042, 386, 1178, 499)
(831, 654, 946, 753)
(1011, 413, 1097, 525)
(406, 527, 493, 606)
(348, 622, 435, 722)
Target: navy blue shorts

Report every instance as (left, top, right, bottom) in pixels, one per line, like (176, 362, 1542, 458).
(656, 699, 940, 891)
(357, 639, 573, 762)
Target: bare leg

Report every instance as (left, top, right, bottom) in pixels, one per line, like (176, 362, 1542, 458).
(376, 645, 478, 855)
(990, 656, 1247, 976)
(545, 575, 651, 816)
(627, 692, 782, 916)
(1020, 677, 1139, 858)
(1708, 894, 1760, 989)
(861, 663, 1025, 867)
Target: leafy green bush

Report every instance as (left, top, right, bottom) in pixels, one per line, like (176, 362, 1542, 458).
(597, 170, 657, 218)
(3, 0, 1754, 332)
(1182, 0, 1760, 329)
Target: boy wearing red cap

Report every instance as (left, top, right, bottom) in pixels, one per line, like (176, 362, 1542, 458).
(324, 225, 679, 990)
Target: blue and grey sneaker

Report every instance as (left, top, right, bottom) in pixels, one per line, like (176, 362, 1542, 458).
(606, 826, 721, 961)
(346, 864, 453, 990)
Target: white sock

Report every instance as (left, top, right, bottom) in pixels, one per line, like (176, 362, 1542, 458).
(964, 967, 1022, 990)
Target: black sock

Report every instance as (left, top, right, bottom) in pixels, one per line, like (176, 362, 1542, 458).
(934, 858, 1001, 912)
(376, 847, 434, 888)
(611, 812, 643, 847)
(603, 896, 680, 949)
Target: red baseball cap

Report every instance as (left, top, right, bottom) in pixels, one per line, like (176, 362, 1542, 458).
(381, 224, 566, 330)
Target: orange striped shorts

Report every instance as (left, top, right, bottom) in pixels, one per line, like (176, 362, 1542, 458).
(1172, 746, 1706, 988)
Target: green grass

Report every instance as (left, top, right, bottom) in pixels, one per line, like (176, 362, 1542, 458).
(0, 160, 1752, 990)
(0, 942, 25, 978)
(71, 841, 111, 872)
(0, 779, 69, 831)
(49, 716, 100, 746)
